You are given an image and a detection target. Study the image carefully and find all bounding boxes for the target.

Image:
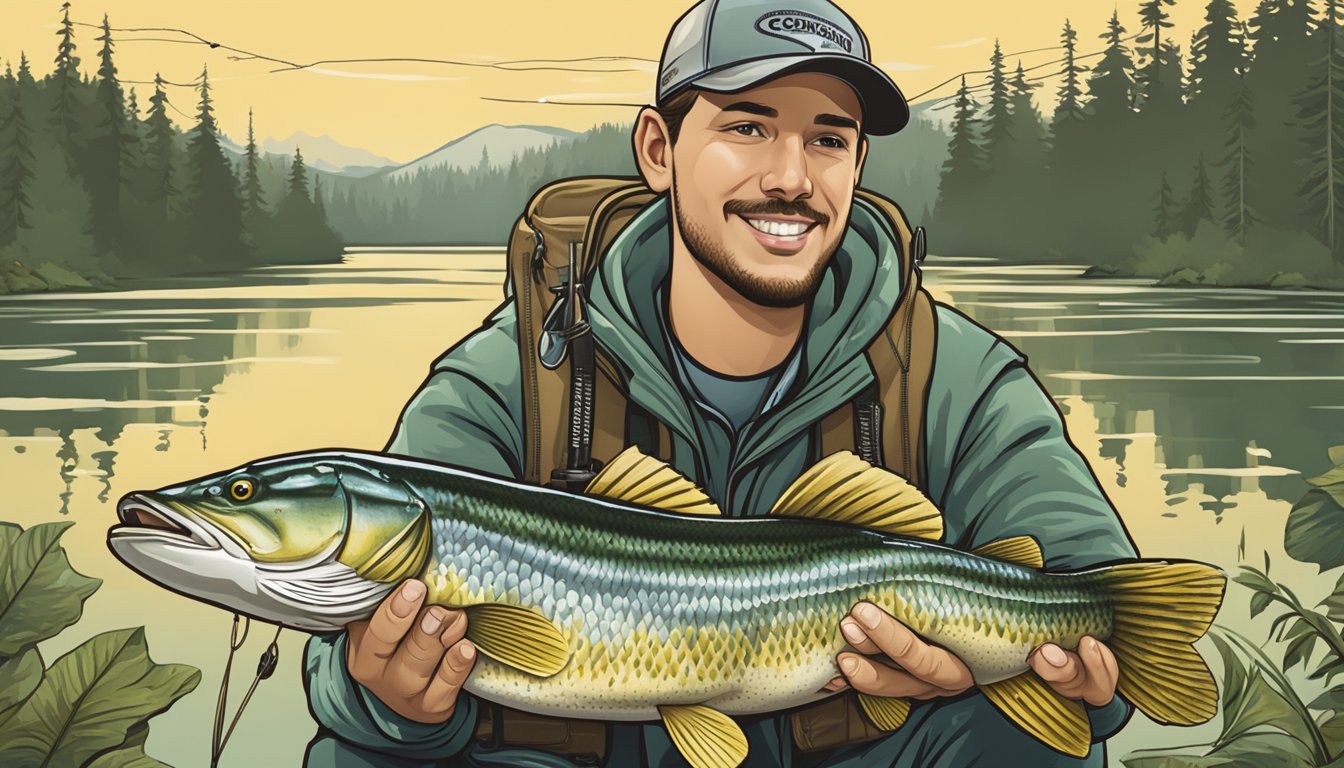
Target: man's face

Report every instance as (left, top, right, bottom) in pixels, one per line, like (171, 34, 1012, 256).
(669, 72, 866, 308)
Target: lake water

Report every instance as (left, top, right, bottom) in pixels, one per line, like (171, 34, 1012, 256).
(2, 248, 1342, 766)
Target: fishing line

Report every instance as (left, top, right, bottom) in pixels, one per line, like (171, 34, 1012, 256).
(210, 614, 283, 768)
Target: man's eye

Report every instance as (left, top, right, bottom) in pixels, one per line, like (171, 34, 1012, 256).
(815, 135, 847, 150)
(730, 124, 763, 137)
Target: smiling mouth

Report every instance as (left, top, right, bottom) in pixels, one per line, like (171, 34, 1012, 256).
(736, 214, 819, 253)
(111, 494, 215, 548)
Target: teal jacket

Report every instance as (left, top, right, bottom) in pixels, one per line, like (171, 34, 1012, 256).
(303, 196, 1138, 768)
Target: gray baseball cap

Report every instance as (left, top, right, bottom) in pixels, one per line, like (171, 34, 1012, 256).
(656, 0, 909, 135)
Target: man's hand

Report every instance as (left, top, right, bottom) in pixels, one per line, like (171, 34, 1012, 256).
(822, 601, 1119, 707)
(345, 579, 477, 724)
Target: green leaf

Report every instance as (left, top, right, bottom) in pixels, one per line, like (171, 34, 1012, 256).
(1311, 686, 1344, 712)
(0, 522, 102, 656)
(1285, 490, 1344, 571)
(0, 647, 42, 726)
(1329, 445, 1344, 468)
(85, 726, 171, 768)
(1284, 631, 1318, 673)
(1323, 572, 1344, 625)
(1252, 590, 1275, 620)
(1320, 710, 1344, 759)
(1124, 733, 1316, 768)
(1209, 632, 1321, 753)
(0, 627, 200, 768)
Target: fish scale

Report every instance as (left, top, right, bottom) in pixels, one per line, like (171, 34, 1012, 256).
(414, 470, 1115, 719)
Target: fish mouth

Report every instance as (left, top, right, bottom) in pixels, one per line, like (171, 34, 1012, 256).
(111, 493, 218, 549)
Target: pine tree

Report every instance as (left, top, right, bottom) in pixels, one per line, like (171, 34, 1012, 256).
(16, 52, 34, 90)
(981, 40, 1013, 165)
(183, 66, 245, 268)
(1189, 0, 1247, 107)
(89, 14, 129, 255)
(1223, 69, 1258, 245)
(1246, 0, 1319, 232)
(50, 2, 83, 159)
(1296, 0, 1344, 262)
(241, 109, 265, 218)
(1087, 11, 1138, 122)
(1052, 19, 1089, 132)
(0, 90, 36, 247)
(1181, 155, 1216, 234)
(933, 76, 985, 243)
(142, 73, 177, 220)
(1136, 0, 1177, 110)
(287, 147, 310, 201)
(313, 174, 327, 219)
(1155, 172, 1177, 238)
(996, 62, 1049, 258)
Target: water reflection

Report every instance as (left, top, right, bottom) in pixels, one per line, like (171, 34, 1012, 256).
(0, 251, 1339, 764)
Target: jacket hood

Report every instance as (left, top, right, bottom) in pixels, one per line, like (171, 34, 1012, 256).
(586, 193, 905, 447)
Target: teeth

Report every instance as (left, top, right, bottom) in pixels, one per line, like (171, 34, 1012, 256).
(746, 218, 809, 238)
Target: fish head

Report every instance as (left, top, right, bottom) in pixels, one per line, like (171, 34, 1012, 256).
(109, 453, 431, 631)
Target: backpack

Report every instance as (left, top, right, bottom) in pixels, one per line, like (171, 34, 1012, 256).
(471, 176, 938, 762)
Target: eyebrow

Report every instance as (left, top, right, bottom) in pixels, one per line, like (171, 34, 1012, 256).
(722, 101, 778, 118)
(815, 113, 860, 132)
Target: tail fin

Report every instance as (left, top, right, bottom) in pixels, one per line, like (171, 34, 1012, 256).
(1101, 561, 1226, 725)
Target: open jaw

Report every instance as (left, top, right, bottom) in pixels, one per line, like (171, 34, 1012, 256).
(111, 493, 218, 549)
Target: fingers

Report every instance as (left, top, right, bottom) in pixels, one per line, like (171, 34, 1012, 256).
(845, 602, 973, 693)
(421, 639, 478, 718)
(839, 617, 882, 655)
(820, 675, 850, 693)
(386, 606, 461, 698)
(1030, 637, 1119, 707)
(839, 652, 945, 699)
(349, 580, 427, 682)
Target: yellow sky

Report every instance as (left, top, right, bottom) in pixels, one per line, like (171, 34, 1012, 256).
(1, 0, 1263, 163)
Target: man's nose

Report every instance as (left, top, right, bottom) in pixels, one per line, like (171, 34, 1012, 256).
(761, 133, 812, 201)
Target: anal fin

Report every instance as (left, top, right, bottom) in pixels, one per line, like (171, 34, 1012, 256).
(971, 535, 1044, 569)
(979, 673, 1091, 758)
(857, 693, 911, 731)
(658, 704, 748, 768)
(461, 603, 570, 677)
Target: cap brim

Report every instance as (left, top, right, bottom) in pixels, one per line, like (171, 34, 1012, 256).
(685, 54, 909, 135)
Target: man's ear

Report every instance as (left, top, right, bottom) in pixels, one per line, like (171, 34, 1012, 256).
(854, 136, 869, 189)
(632, 107, 673, 193)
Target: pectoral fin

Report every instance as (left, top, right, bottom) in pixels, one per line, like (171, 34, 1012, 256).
(857, 693, 911, 731)
(461, 603, 570, 677)
(978, 673, 1091, 758)
(658, 704, 748, 768)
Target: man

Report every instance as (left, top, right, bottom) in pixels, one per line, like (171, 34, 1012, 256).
(303, 1, 1138, 765)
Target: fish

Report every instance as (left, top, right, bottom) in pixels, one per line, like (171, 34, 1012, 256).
(107, 446, 1225, 768)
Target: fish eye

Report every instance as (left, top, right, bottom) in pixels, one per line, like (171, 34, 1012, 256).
(229, 478, 256, 502)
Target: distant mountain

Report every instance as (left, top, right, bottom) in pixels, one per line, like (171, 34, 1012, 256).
(216, 131, 397, 178)
(263, 131, 399, 176)
(386, 124, 582, 180)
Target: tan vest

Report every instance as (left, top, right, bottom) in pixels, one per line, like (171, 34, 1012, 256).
(470, 178, 936, 763)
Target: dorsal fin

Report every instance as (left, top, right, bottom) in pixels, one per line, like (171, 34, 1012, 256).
(971, 535, 1044, 569)
(585, 446, 722, 516)
(768, 452, 943, 541)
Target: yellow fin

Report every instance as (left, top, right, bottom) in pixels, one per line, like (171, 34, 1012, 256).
(768, 451, 943, 541)
(585, 446, 722, 516)
(971, 535, 1044, 569)
(857, 693, 910, 731)
(658, 704, 748, 768)
(979, 673, 1091, 758)
(1102, 561, 1225, 725)
(461, 603, 570, 677)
